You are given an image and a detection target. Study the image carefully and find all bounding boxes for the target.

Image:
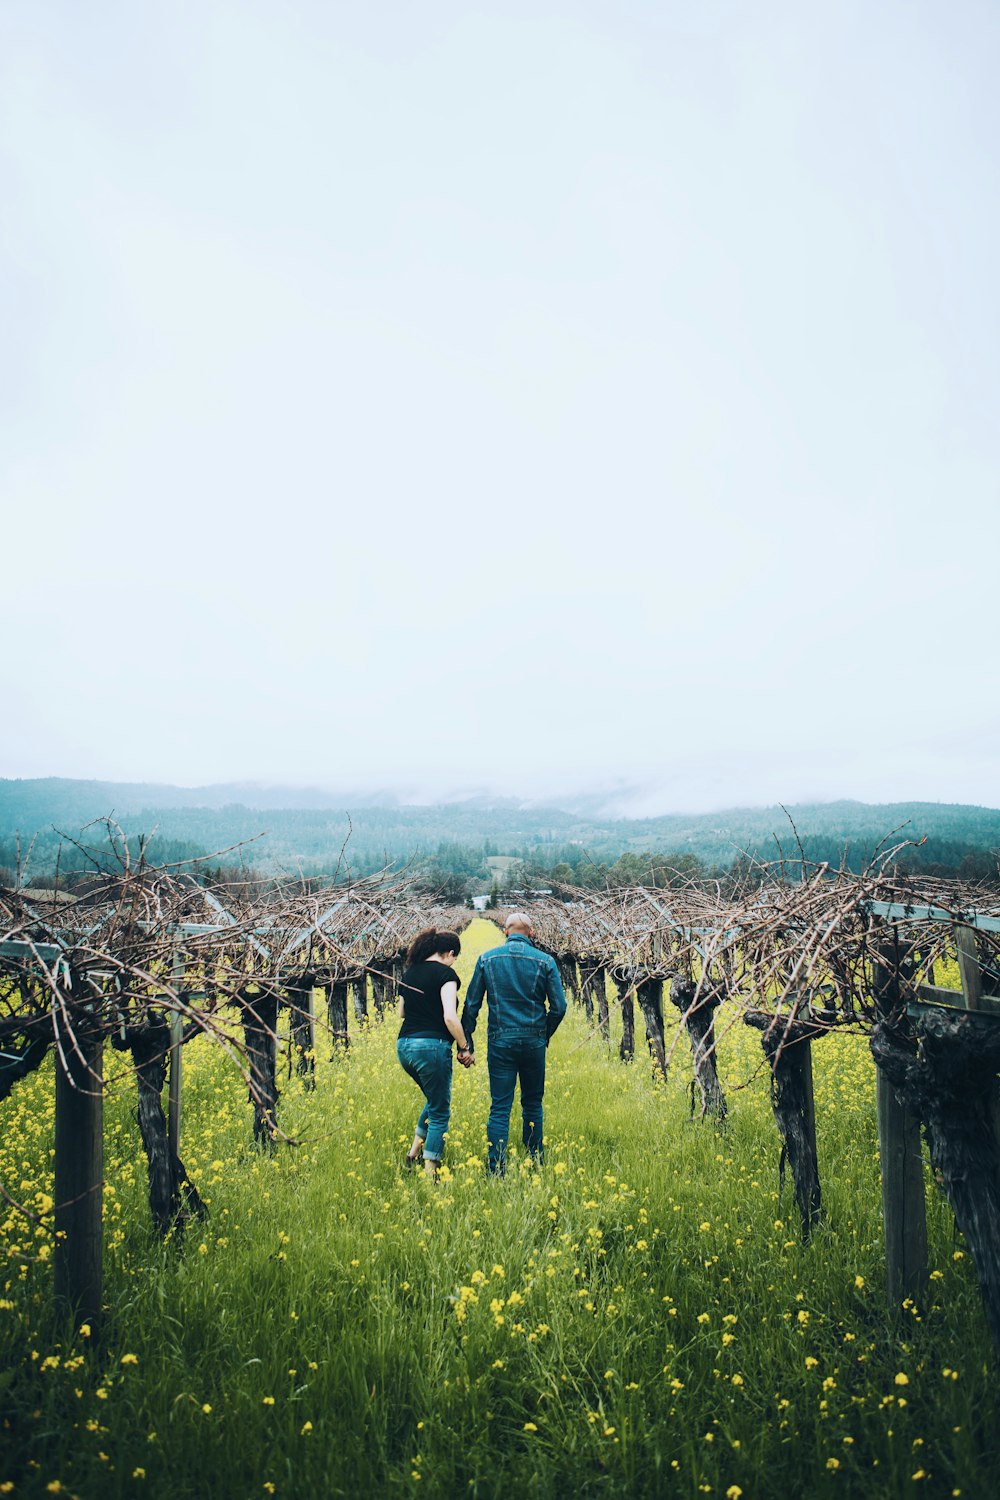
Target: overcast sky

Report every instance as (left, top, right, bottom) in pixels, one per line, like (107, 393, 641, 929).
(3, 1, 998, 816)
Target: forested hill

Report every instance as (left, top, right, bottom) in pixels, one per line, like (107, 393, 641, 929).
(1, 778, 999, 883)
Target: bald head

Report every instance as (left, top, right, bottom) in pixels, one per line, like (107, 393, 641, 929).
(504, 910, 534, 936)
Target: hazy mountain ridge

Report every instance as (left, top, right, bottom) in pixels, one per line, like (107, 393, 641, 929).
(2, 778, 999, 882)
(0, 777, 404, 818)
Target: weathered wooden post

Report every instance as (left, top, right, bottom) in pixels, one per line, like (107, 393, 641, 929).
(167, 948, 186, 1161)
(596, 968, 609, 1041)
(365, 949, 406, 1022)
(288, 978, 316, 1089)
(393, 948, 407, 984)
(53, 987, 104, 1333)
(636, 973, 667, 1076)
(877, 1070, 927, 1303)
(117, 1016, 206, 1237)
(577, 958, 598, 1023)
(579, 958, 608, 1032)
(955, 924, 984, 1011)
(351, 970, 369, 1025)
(745, 1009, 824, 1241)
(611, 968, 635, 1062)
(870, 939, 928, 1305)
(239, 987, 280, 1147)
(557, 952, 578, 1002)
(370, 961, 393, 1017)
(868, 911, 1000, 1356)
(785, 1032, 820, 1236)
(168, 1012, 183, 1160)
(669, 976, 727, 1122)
(327, 978, 349, 1051)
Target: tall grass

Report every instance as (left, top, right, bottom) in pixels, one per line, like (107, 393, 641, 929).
(1, 919, 997, 1498)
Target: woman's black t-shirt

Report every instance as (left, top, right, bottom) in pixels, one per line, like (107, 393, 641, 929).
(398, 961, 462, 1044)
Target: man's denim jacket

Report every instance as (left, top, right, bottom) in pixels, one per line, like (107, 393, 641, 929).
(461, 933, 567, 1049)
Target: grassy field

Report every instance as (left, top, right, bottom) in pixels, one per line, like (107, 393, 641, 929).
(2, 918, 998, 1499)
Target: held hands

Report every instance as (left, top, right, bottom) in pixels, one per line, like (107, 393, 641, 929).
(457, 1046, 476, 1069)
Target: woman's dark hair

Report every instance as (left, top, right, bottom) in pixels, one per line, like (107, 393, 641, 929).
(406, 927, 462, 965)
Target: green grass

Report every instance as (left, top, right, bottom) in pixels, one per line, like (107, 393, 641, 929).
(1, 919, 998, 1499)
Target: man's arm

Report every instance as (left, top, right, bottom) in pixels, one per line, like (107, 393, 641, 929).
(543, 957, 567, 1042)
(460, 958, 487, 1049)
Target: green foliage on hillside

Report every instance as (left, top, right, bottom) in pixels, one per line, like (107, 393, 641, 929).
(1, 778, 998, 887)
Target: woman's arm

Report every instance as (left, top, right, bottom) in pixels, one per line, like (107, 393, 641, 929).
(440, 981, 470, 1050)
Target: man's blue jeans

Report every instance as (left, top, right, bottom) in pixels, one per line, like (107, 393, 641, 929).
(486, 1037, 546, 1175)
(397, 1037, 453, 1162)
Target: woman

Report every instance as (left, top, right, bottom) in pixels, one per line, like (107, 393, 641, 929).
(397, 927, 475, 1179)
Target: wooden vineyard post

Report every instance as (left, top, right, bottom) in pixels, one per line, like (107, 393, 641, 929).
(168, 1012, 183, 1161)
(328, 979, 349, 1051)
(370, 962, 393, 1017)
(620, 988, 635, 1060)
(289, 980, 316, 1088)
(954, 924, 984, 1011)
(876, 1068, 928, 1305)
(53, 991, 104, 1333)
(614, 971, 635, 1062)
(577, 959, 598, 1023)
(596, 968, 609, 1042)
(167, 948, 186, 1161)
(558, 953, 578, 1002)
(303, 984, 316, 1071)
(385, 951, 406, 1014)
(871, 941, 928, 1306)
(578, 960, 608, 1035)
(241, 989, 280, 1147)
(947, 919, 1000, 1187)
(745, 1011, 824, 1240)
(609, 966, 636, 1062)
(867, 911, 1000, 1354)
(669, 978, 727, 1123)
(788, 1034, 820, 1236)
(352, 971, 369, 1025)
(636, 974, 667, 1076)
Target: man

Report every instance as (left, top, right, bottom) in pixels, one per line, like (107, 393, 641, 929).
(459, 911, 567, 1175)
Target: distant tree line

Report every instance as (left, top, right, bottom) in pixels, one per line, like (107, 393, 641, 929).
(3, 790, 999, 897)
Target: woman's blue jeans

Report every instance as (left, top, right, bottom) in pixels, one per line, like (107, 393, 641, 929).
(397, 1036, 453, 1162)
(486, 1037, 546, 1175)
